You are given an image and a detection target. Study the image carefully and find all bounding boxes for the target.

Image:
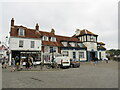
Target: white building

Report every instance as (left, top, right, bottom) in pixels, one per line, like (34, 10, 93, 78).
(0, 45, 8, 60)
(9, 18, 41, 65)
(9, 18, 106, 65)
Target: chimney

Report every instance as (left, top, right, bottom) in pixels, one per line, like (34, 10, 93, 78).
(11, 18, 14, 26)
(35, 23, 39, 31)
(51, 28, 55, 34)
(75, 29, 80, 36)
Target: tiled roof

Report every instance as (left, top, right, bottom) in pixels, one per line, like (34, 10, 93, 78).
(42, 41, 63, 47)
(98, 46, 106, 50)
(73, 29, 98, 37)
(10, 25, 87, 49)
(56, 35, 81, 42)
(40, 31, 55, 37)
(97, 42, 105, 45)
(10, 25, 41, 38)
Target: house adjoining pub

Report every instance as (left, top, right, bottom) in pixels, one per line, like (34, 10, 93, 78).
(9, 18, 106, 65)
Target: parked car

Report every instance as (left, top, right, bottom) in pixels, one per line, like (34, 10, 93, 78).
(54, 56, 70, 68)
(70, 59, 80, 68)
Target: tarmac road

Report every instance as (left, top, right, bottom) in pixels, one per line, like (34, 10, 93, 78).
(2, 61, 118, 88)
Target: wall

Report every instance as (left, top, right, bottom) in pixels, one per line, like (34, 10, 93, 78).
(97, 50, 106, 60)
(83, 42, 97, 51)
(9, 37, 41, 51)
(61, 50, 87, 61)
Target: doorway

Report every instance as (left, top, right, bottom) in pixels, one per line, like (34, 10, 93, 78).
(90, 52, 95, 61)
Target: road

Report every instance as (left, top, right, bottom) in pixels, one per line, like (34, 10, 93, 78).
(2, 61, 118, 88)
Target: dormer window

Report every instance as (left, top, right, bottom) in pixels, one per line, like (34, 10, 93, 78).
(42, 36, 48, 41)
(78, 43, 83, 47)
(51, 37, 56, 42)
(18, 28, 25, 36)
(61, 41, 67, 47)
(69, 42, 76, 47)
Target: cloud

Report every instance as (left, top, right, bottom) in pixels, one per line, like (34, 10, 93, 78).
(0, 0, 118, 49)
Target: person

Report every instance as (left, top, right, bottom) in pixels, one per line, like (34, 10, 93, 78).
(2, 56, 7, 69)
(10, 58, 16, 72)
(19, 59, 23, 70)
(101, 56, 104, 62)
(30, 56, 34, 66)
(105, 58, 109, 63)
(28, 56, 32, 69)
(26, 56, 31, 69)
(2, 59, 5, 68)
(94, 57, 98, 66)
(15, 55, 20, 70)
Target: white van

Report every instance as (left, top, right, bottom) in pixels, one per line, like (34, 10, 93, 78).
(54, 56, 70, 68)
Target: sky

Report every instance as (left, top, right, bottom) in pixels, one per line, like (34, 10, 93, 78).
(0, 0, 119, 50)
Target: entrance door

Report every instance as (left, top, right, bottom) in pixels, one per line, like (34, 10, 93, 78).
(99, 52, 101, 60)
(90, 52, 95, 61)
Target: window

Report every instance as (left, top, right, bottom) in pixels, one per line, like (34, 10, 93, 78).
(87, 35, 90, 41)
(62, 42, 67, 47)
(84, 36, 86, 41)
(42, 36, 48, 41)
(90, 35, 94, 41)
(51, 37, 56, 42)
(50, 47, 56, 53)
(73, 52, 76, 59)
(62, 51, 69, 56)
(70, 42, 76, 47)
(78, 43, 83, 47)
(31, 41, 35, 48)
(18, 28, 25, 36)
(44, 46, 49, 52)
(79, 52, 84, 58)
(19, 40, 24, 47)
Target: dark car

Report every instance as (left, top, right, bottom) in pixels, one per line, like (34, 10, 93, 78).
(70, 59, 80, 68)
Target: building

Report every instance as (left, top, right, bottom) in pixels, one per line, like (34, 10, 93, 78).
(0, 44, 8, 60)
(9, 18, 106, 65)
(9, 18, 41, 65)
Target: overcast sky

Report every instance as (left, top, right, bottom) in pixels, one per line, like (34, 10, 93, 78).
(0, 0, 118, 49)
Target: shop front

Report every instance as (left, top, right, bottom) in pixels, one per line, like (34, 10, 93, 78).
(11, 50, 41, 65)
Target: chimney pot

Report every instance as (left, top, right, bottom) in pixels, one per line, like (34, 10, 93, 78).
(11, 18, 14, 26)
(35, 23, 39, 31)
(51, 28, 55, 34)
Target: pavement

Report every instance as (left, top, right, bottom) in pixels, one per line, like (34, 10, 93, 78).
(2, 60, 118, 88)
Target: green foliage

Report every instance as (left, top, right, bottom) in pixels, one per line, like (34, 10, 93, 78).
(106, 49, 120, 57)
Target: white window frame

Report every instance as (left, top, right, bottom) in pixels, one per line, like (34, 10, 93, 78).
(51, 37, 56, 42)
(79, 52, 84, 58)
(31, 41, 35, 48)
(42, 36, 48, 41)
(44, 46, 49, 52)
(62, 42, 67, 47)
(18, 28, 25, 36)
(62, 51, 69, 56)
(19, 40, 24, 47)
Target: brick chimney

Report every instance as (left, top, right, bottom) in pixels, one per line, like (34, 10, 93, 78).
(35, 23, 39, 31)
(51, 28, 55, 34)
(11, 18, 14, 26)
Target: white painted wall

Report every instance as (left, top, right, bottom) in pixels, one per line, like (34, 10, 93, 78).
(44, 46, 58, 53)
(61, 50, 87, 61)
(83, 42, 97, 51)
(97, 51, 106, 60)
(77, 50, 87, 61)
(9, 37, 41, 51)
